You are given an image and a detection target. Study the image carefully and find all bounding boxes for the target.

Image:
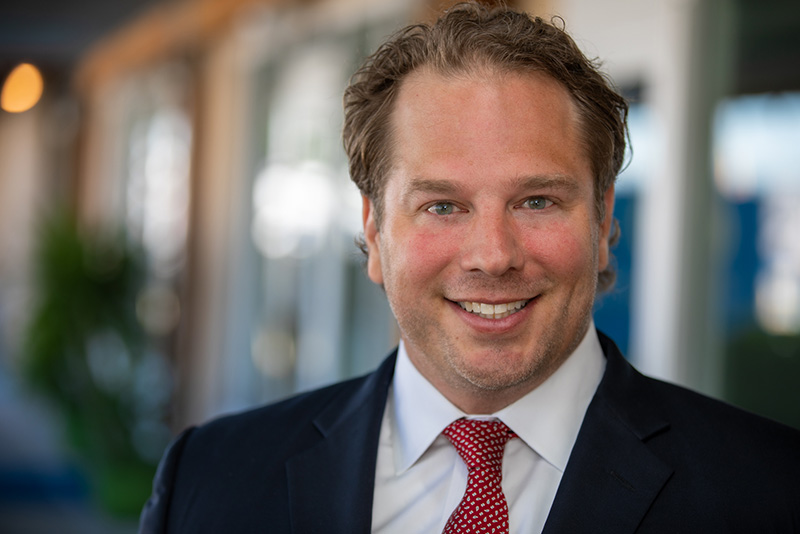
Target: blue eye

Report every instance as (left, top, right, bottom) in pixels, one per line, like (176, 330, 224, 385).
(428, 202, 456, 215)
(524, 197, 552, 210)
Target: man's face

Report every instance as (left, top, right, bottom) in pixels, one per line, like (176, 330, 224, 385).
(362, 68, 614, 413)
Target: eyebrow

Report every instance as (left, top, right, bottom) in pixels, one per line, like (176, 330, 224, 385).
(399, 178, 462, 206)
(401, 173, 582, 202)
(511, 174, 582, 194)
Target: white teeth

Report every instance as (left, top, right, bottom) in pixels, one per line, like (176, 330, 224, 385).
(457, 299, 530, 319)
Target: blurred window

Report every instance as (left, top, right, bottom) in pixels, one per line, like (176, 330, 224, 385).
(713, 92, 800, 428)
(221, 14, 406, 410)
(593, 100, 653, 356)
(116, 63, 193, 453)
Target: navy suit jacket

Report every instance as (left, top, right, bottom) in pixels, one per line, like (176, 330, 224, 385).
(139, 332, 800, 533)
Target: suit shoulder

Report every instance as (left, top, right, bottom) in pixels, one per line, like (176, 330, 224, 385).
(174, 351, 395, 460)
(590, 334, 799, 531)
(149, 369, 384, 522)
(647, 374, 797, 434)
(633, 373, 800, 476)
(618, 373, 800, 528)
(190, 372, 372, 445)
(144, 355, 395, 532)
(597, 334, 800, 455)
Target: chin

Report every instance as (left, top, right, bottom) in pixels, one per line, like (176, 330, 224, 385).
(451, 353, 543, 392)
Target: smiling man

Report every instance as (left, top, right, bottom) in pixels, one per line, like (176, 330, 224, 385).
(140, 3, 800, 533)
(362, 67, 611, 416)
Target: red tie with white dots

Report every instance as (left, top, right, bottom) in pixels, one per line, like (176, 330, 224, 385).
(442, 418, 517, 534)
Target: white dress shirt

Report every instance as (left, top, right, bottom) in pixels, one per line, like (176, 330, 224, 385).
(371, 321, 606, 533)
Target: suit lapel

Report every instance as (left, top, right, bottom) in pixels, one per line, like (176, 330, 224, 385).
(286, 352, 396, 534)
(543, 333, 673, 534)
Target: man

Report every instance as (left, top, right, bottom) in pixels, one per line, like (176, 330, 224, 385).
(139, 3, 800, 533)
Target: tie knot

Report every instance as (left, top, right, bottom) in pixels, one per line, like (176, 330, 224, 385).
(443, 419, 515, 472)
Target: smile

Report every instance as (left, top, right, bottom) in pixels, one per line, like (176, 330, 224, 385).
(457, 299, 531, 319)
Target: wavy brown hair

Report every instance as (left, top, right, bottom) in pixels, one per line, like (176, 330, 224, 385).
(343, 1, 628, 292)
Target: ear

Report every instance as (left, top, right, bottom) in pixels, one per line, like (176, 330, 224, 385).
(598, 185, 615, 271)
(362, 195, 384, 285)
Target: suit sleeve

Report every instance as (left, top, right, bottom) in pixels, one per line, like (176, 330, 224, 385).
(138, 427, 196, 534)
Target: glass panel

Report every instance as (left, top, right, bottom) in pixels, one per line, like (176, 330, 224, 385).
(224, 20, 403, 410)
(122, 64, 193, 457)
(594, 102, 653, 357)
(714, 92, 800, 429)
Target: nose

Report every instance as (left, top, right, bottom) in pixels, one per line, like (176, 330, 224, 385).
(459, 212, 524, 276)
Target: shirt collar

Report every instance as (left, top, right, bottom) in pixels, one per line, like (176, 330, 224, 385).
(390, 340, 464, 474)
(390, 320, 606, 474)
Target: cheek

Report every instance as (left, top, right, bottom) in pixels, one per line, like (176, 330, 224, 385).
(520, 221, 598, 275)
(387, 227, 461, 282)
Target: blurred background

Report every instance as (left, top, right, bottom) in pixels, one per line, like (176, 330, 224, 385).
(1, 0, 799, 531)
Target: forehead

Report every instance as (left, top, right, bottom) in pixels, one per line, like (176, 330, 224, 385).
(396, 65, 577, 118)
(386, 67, 590, 194)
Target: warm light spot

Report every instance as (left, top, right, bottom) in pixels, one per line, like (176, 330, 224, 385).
(1, 63, 44, 113)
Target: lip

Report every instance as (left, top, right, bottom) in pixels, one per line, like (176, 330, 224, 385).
(446, 296, 537, 334)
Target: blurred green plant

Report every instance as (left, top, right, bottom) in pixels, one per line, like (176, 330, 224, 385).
(21, 211, 171, 517)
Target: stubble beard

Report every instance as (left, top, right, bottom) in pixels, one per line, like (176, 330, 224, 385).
(394, 285, 596, 404)
(441, 295, 593, 395)
(382, 238, 600, 405)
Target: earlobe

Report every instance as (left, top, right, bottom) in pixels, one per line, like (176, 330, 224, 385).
(598, 186, 615, 271)
(362, 196, 384, 285)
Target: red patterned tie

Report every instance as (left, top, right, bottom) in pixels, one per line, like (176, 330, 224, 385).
(442, 418, 516, 534)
